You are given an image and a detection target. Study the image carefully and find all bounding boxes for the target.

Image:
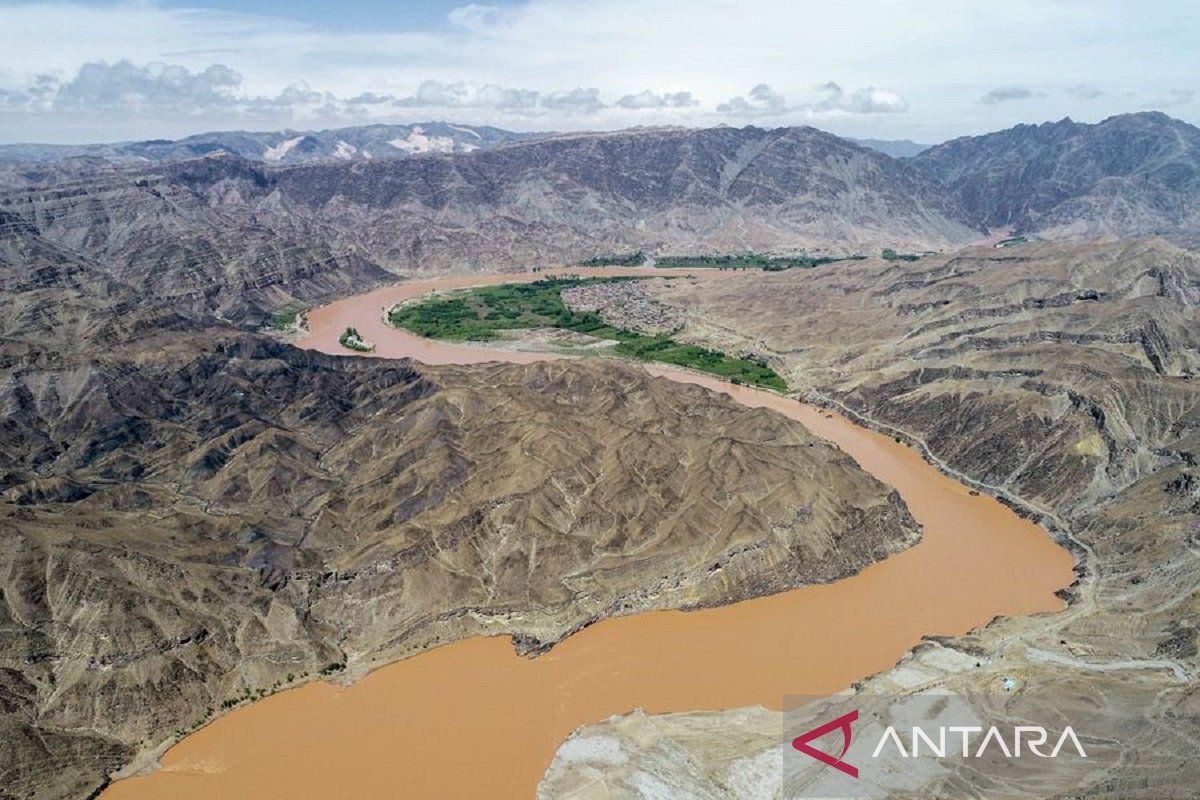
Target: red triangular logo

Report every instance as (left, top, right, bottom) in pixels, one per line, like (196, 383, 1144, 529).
(791, 708, 859, 778)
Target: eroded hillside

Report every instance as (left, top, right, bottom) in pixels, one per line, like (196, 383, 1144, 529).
(0, 326, 917, 798)
(543, 239, 1200, 797)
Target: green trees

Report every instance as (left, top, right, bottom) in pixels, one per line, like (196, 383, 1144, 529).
(655, 253, 864, 270)
(388, 278, 788, 390)
(269, 305, 303, 330)
(578, 251, 646, 267)
(338, 327, 374, 352)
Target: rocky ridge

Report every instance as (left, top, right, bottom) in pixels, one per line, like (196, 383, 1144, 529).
(913, 112, 1200, 240)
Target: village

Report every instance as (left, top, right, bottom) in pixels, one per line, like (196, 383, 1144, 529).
(560, 279, 684, 336)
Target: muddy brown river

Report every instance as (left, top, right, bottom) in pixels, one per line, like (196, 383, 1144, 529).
(103, 268, 1074, 799)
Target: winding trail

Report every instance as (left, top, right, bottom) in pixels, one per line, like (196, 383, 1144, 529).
(103, 268, 1074, 800)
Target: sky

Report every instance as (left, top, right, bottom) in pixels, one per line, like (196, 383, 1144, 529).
(0, 0, 1197, 144)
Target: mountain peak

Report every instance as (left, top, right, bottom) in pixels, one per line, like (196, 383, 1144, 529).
(913, 111, 1200, 236)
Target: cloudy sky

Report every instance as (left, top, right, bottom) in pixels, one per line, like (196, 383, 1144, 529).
(0, 0, 1197, 144)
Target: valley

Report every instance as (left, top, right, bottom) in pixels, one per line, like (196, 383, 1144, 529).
(1, 109, 1198, 799)
(98, 270, 1072, 799)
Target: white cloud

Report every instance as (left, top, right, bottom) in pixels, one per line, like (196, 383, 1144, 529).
(0, 0, 1196, 142)
(979, 86, 1042, 105)
(0, 60, 377, 130)
(810, 82, 908, 114)
(716, 82, 908, 117)
(1066, 85, 1105, 101)
(0, 60, 697, 135)
(1142, 88, 1195, 109)
(394, 80, 539, 110)
(447, 3, 515, 31)
(615, 90, 697, 110)
(346, 92, 395, 106)
(52, 60, 240, 113)
(717, 84, 787, 116)
(541, 87, 605, 113)
(0, 74, 58, 113)
(392, 81, 606, 113)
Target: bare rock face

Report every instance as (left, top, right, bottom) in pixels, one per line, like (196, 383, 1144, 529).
(913, 112, 1200, 240)
(539, 707, 783, 800)
(0, 326, 917, 799)
(560, 239, 1200, 797)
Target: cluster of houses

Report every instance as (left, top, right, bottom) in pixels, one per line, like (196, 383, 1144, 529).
(561, 281, 684, 336)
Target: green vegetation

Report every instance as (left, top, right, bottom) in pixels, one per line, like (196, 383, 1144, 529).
(269, 305, 304, 330)
(339, 326, 374, 352)
(881, 248, 921, 262)
(995, 236, 1029, 248)
(578, 251, 646, 267)
(192, 670, 311, 737)
(655, 253, 864, 271)
(388, 278, 787, 391)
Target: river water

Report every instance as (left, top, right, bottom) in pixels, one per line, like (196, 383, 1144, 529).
(103, 268, 1073, 799)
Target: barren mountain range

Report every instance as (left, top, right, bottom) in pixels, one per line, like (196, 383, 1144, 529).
(0, 123, 933, 167)
(0, 122, 929, 797)
(0, 122, 537, 166)
(0, 124, 985, 283)
(3, 113, 1199, 285)
(0, 172, 923, 797)
(2, 112, 1200, 799)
